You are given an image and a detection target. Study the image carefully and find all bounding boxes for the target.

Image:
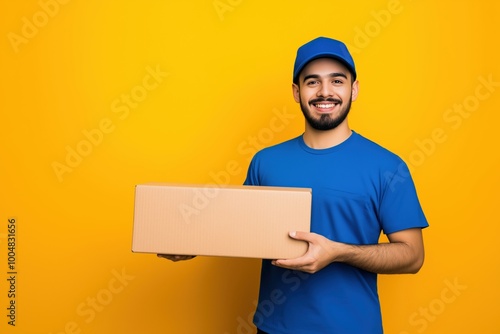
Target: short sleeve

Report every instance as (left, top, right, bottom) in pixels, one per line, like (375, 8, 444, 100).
(244, 154, 260, 186)
(379, 161, 429, 234)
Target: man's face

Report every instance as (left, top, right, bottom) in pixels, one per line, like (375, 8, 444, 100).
(293, 58, 358, 131)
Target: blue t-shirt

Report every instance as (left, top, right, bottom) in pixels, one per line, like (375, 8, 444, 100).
(244, 131, 428, 334)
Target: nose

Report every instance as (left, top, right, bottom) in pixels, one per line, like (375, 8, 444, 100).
(317, 81, 334, 97)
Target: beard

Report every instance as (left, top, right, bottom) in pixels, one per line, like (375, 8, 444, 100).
(300, 96, 352, 131)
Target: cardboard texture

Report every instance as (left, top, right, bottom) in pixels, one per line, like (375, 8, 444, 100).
(132, 184, 312, 259)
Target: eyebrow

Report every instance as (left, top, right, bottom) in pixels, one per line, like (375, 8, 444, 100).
(302, 72, 348, 83)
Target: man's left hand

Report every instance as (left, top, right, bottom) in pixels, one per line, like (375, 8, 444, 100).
(272, 231, 340, 274)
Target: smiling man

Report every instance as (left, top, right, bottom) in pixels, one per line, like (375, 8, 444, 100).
(243, 37, 429, 333)
(159, 36, 429, 333)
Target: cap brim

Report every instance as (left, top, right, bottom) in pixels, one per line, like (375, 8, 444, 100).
(294, 53, 356, 82)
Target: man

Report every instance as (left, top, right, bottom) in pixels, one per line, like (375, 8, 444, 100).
(161, 37, 428, 333)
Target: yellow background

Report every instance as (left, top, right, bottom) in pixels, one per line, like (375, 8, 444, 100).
(1, 0, 499, 333)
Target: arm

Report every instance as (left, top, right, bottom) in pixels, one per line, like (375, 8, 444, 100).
(272, 228, 425, 274)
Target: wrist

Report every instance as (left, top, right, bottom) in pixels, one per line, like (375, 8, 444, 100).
(332, 242, 358, 264)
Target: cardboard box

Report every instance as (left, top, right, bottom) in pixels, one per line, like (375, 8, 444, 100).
(132, 183, 311, 259)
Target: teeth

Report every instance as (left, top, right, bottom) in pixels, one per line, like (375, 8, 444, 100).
(315, 103, 335, 108)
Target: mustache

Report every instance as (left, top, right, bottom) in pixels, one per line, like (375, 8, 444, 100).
(309, 98, 342, 104)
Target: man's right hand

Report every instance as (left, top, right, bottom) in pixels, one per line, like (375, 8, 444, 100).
(157, 254, 197, 262)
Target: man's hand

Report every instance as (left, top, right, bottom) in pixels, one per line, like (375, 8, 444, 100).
(157, 254, 196, 262)
(272, 231, 339, 274)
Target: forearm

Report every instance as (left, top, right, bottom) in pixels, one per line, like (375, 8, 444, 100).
(273, 229, 425, 275)
(335, 240, 424, 274)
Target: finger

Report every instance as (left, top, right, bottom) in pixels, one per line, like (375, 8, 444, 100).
(273, 256, 311, 269)
(157, 254, 186, 261)
(289, 230, 315, 242)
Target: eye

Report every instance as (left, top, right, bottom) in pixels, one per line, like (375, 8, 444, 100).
(333, 79, 344, 84)
(306, 80, 319, 86)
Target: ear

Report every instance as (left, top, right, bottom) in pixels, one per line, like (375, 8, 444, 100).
(351, 80, 359, 102)
(292, 83, 300, 103)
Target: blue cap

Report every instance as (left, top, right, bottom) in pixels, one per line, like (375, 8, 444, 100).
(293, 37, 356, 82)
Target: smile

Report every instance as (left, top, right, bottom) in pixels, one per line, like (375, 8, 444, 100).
(313, 103, 337, 108)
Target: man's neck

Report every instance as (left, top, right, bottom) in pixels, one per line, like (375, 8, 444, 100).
(302, 122, 352, 149)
